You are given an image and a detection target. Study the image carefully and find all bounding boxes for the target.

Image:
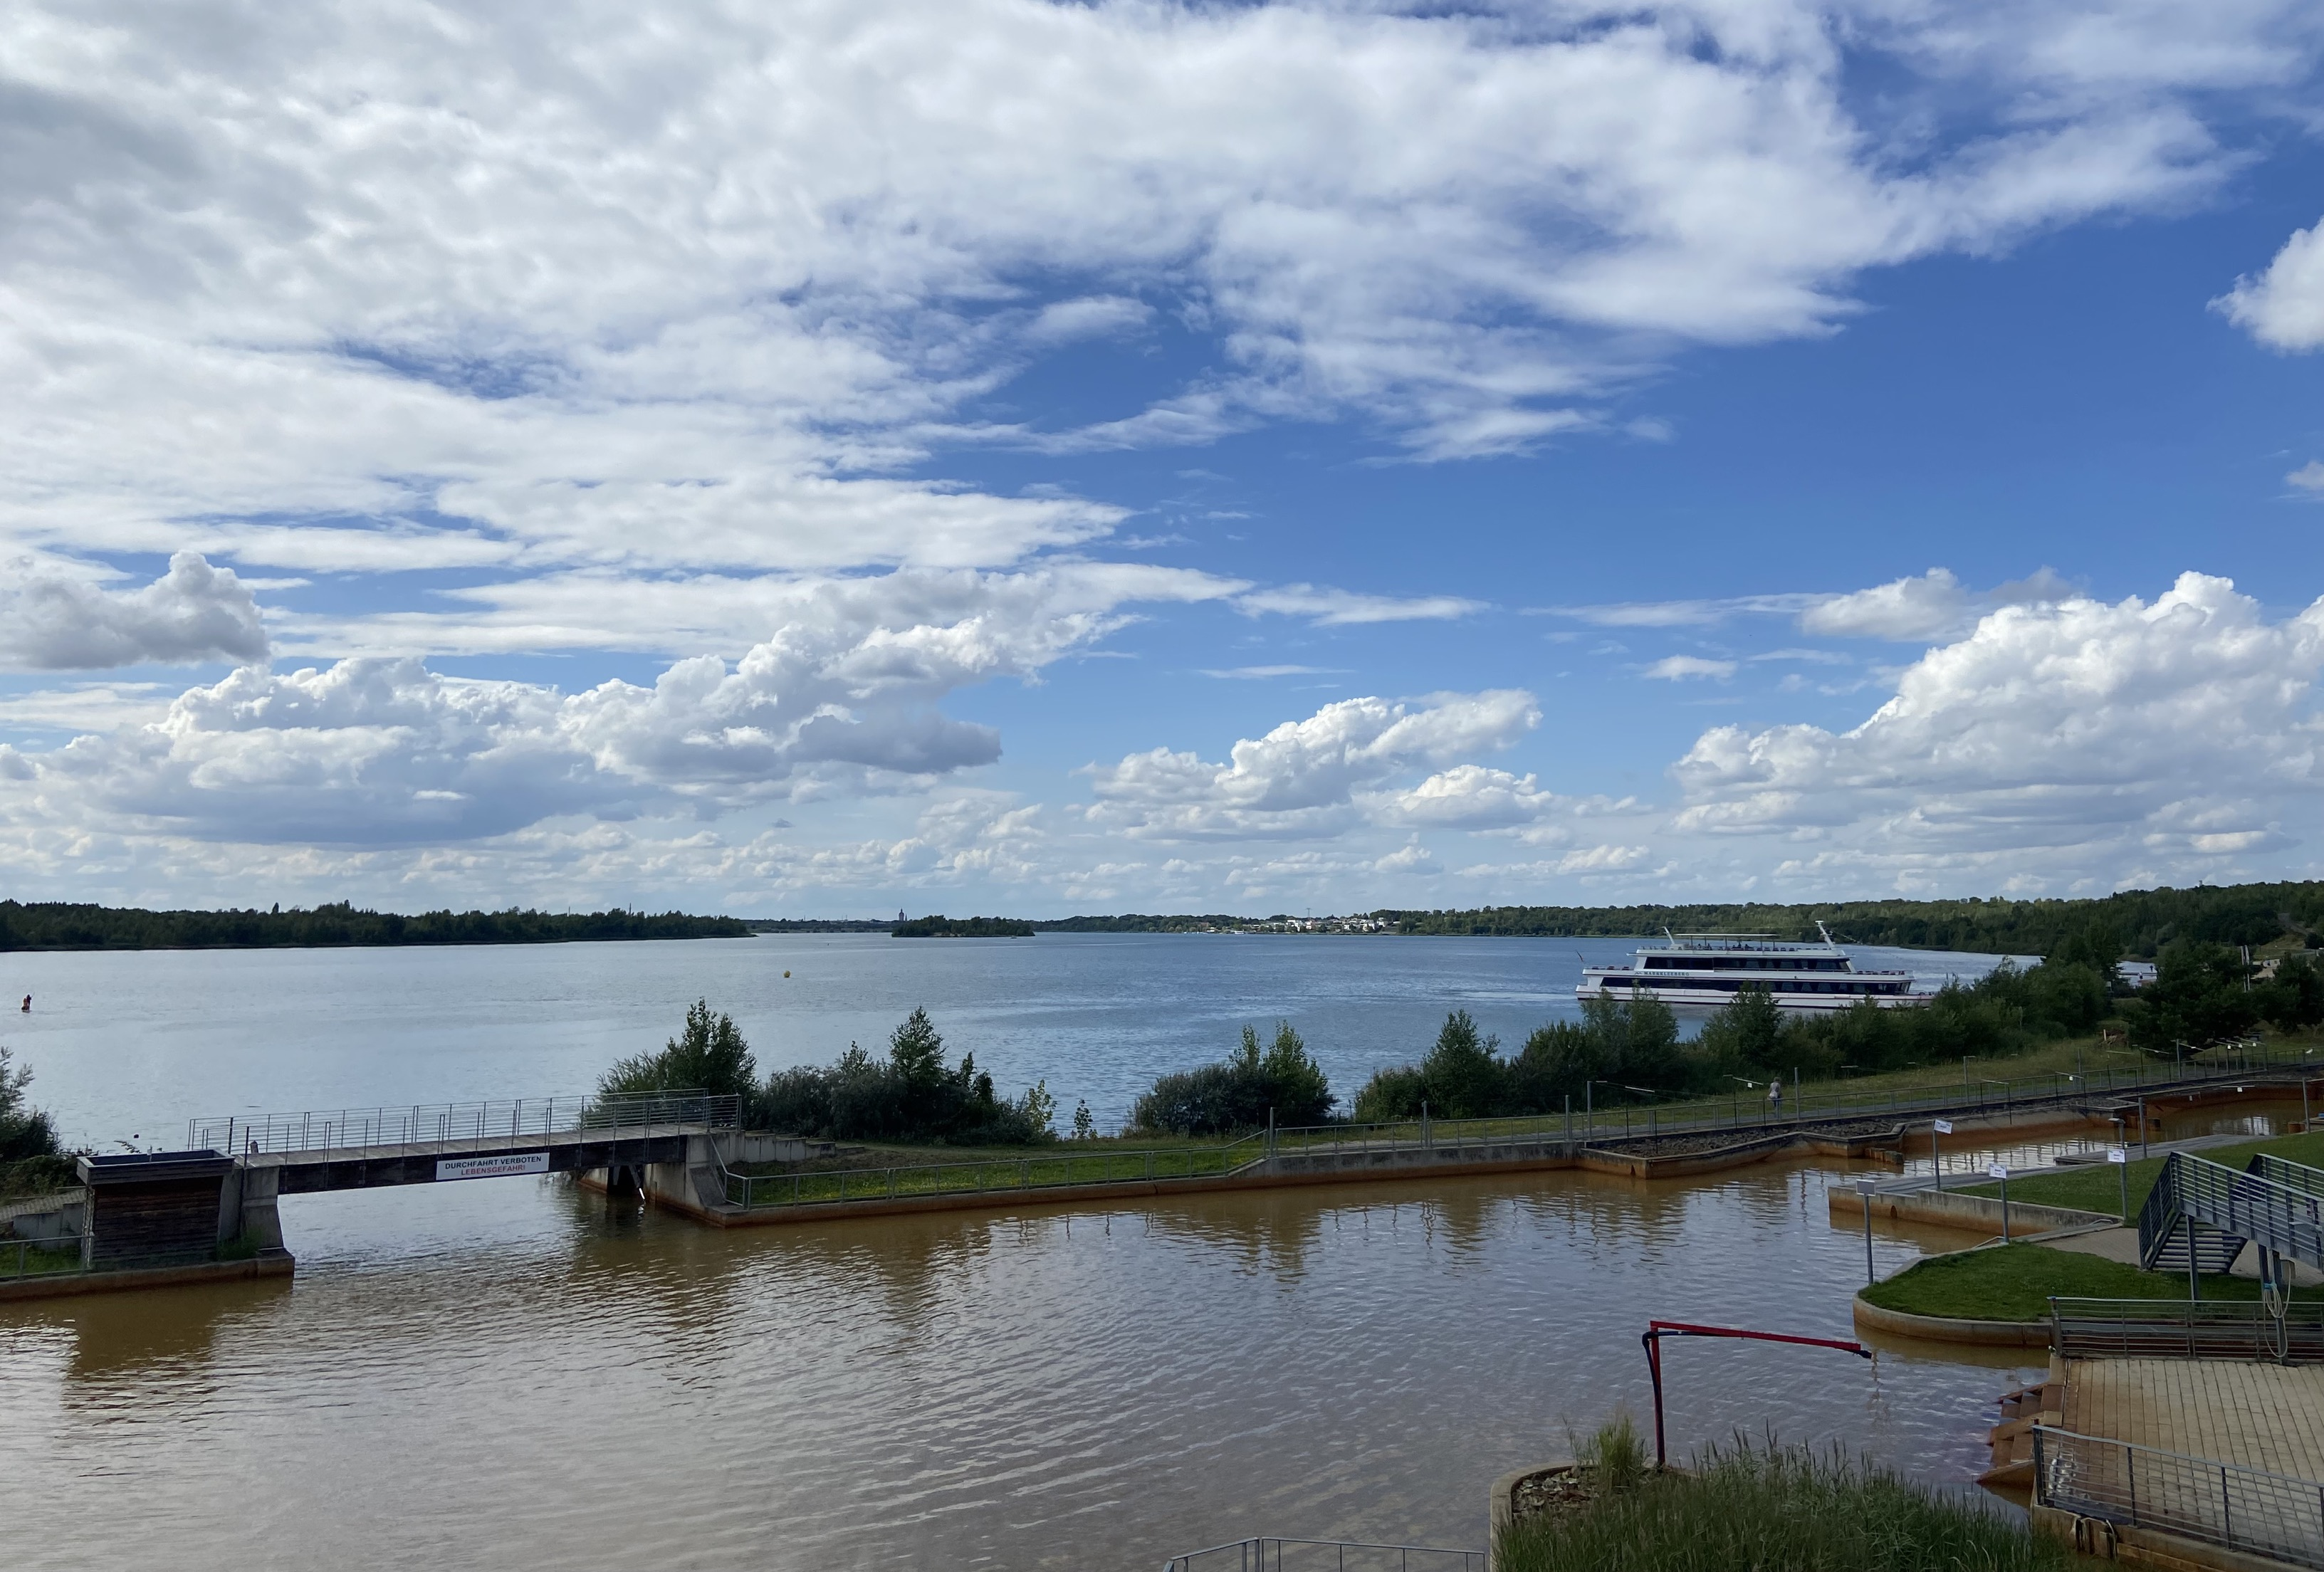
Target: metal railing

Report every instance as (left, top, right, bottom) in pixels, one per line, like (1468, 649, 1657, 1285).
(2137, 1152, 2324, 1274)
(1, 1235, 85, 1280)
(187, 1091, 740, 1158)
(1161, 1539, 1485, 1572)
(2051, 1298, 2324, 1361)
(2034, 1425, 2324, 1570)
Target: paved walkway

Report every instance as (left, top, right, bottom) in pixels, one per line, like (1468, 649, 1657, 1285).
(2062, 1357, 2324, 1481)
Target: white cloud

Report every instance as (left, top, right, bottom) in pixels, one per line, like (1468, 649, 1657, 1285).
(1087, 690, 1539, 840)
(0, 552, 267, 670)
(1797, 569, 1969, 641)
(1670, 573, 2324, 879)
(1372, 765, 1566, 829)
(2218, 215, 2324, 350)
(1644, 655, 1738, 680)
(1235, 585, 1485, 625)
(2288, 461, 2324, 494)
(0, 567, 1221, 845)
(0, 0, 2288, 592)
(1198, 665, 1349, 680)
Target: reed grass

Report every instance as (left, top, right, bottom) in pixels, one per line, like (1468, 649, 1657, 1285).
(1495, 1439, 2069, 1572)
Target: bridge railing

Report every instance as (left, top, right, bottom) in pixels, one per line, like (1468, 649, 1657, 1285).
(188, 1091, 740, 1157)
(2034, 1425, 2324, 1570)
(1160, 1537, 1484, 1572)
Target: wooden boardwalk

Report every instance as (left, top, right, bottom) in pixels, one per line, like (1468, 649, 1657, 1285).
(2061, 1356, 2324, 1482)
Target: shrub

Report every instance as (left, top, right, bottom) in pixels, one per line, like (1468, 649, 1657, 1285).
(1131, 1021, 1335, 1134)
(0, 1046, 58, 1163)
(755, 1007, 1056, 1145)
(600, 999, 758, 1101)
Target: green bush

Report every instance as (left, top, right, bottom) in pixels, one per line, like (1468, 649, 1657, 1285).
(1495, 1439, 2068, 1572)
(600, 999, 759, 1101)
(0, 1046, 59, 1163)
(756, 1007, 1055, 1145)
(1130, 1021, 1335, 1134)
(1354, 997, 1685, 1121)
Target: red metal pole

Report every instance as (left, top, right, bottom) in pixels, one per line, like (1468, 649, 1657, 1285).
(1638, 1321, 1873, 1469)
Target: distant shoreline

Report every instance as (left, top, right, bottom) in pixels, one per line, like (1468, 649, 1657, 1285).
(0, 901, 749, 953)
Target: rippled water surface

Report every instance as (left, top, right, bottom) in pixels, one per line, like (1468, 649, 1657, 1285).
(3, 1163, 2043, 1572)
(0, 936, 2045, 1571)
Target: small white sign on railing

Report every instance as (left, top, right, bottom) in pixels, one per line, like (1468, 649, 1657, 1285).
(436, 1152, 551, 1182)
(1987, 1164, 2009, 1180)
(2108, 1148, 2127, 1164)
(1933, 1118, 1953, 1135)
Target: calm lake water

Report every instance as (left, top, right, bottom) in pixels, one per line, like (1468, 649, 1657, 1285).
(1, 935, 2046, 1572)
(0, 932, 2012, 1146)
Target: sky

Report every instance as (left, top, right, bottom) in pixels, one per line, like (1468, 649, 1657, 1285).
(4, 0, 2324, 918)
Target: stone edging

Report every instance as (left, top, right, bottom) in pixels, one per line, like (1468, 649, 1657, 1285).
(0, 1249, 295, 1303)
(1487, 1457, 1575, 1572)
(1851, 1291, 2051, 1347)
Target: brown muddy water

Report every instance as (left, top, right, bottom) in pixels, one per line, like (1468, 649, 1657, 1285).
(4, 1157, 2048, 1572)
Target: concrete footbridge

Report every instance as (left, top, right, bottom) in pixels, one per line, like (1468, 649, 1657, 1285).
(61, 1091, 741, 1274)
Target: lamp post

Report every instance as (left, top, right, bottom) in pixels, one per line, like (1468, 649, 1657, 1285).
(1989, 1163, 2011, 1242)
(1931, 1118, 1952, 1190)
(1855, 1175, 1878, 1284)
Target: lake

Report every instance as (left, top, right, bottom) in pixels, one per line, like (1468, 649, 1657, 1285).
(0, 932, 2013, 1146)
(0, 934, 2041, 1571)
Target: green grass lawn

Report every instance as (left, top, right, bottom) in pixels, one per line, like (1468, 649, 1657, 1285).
(1860, 1241, 2313, 1321)
(726, 1143, 1252, 1206)
(1955, 1128, 2324, 1220)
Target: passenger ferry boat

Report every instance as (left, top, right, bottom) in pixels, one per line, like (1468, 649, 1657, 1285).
(1576, 926, 1924, 1011)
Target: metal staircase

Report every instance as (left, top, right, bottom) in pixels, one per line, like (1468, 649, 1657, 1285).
(2137, 1151, 2324, 1277)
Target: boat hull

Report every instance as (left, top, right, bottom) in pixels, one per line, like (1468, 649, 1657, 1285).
(1576, 982, 1927, 1011)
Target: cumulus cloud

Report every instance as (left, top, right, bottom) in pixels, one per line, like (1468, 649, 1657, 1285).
(1087, 690, 1539, 839)
(0, 567, 1215, 844)
(2288, 461, 2324, 494)
(2217, 215, 2324, 349)
(1671, 573, 2324, 876)
(1797, 569, 1971, 641)
(0, 553, 266, 670)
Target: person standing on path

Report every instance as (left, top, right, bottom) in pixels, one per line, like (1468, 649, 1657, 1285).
(1767, 1075, 1782, 1114)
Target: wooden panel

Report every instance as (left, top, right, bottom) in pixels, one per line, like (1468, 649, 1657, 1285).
(88, 1177, 223, 1267)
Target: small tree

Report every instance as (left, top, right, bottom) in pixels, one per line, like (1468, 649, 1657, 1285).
(1697, 986, 1787, 1070)
(1071, 1099, 1096, 1139)
(0, 1046, 60, 1162)
(600, 999, 757, 1101)
(889, 1007, 947, 1092)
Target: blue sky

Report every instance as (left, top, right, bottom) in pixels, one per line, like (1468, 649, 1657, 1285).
(4, 0, 2324, 916)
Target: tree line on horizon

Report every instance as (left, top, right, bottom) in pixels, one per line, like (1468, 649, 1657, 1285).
(1376, 882, 2324, 958)
(0, 900, 750, 950)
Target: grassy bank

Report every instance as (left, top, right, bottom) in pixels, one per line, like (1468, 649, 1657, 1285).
(1860, 1241, 2315, 1322)
(1955, 1128, 2324, 1220)
(1495, 1440, 2068, 1572)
